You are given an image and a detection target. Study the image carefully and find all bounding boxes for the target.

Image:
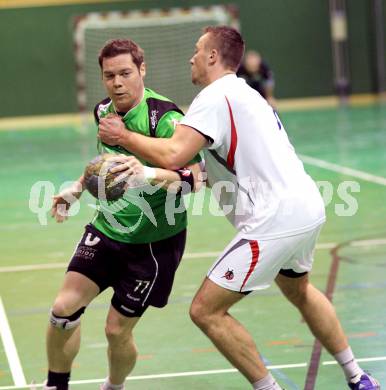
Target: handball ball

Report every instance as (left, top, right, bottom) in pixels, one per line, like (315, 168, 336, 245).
(84, 154, 126, 201)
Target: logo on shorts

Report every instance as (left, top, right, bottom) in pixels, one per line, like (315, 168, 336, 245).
(179, 168, 191, 177)
(222, 268, 234, 281)
(120, 305, 135, 314)
(126, 293, 141, 302)
(75, 245, 97, 260)
(85, 233, 100, 247)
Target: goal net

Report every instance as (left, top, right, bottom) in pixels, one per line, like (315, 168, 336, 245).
(74, 5, 239, 114)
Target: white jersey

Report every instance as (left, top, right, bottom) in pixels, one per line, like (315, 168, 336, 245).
(180, 74, 325, 240)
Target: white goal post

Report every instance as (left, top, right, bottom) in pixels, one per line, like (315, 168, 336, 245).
(73, 5, 239, 114)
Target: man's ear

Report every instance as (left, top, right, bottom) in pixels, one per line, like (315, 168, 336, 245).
(140, 62, 146, 78)
(209, 49, 218, 64)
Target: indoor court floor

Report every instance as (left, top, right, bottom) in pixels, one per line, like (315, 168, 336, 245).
(0, 102, 385, 389)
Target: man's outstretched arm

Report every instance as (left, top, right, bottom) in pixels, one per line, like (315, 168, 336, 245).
(98, 115, 207, 170)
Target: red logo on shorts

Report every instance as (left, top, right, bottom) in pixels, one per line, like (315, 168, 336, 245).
(180, 168, 191, 176)
(222, 269, 234, 281)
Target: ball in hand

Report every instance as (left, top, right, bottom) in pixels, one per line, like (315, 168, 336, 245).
(84, 154, 126, 201)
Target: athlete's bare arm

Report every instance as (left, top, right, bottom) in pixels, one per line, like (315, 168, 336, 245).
(99, 116, 207, 170)
(109, 155, 204, 193)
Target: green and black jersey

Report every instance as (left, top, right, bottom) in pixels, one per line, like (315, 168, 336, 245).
(91, 88, 200, 244)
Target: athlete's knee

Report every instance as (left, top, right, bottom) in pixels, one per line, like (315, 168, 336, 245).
(105, 321, 124, 339)
(105, 320, 134, 343)
(52, 290, 87, 316)
(105, 322, 137, 355)
(189, 298, 214, 329)
(49, 306, 86, 330)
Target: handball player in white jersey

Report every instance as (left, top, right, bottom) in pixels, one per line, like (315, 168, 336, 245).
(99, 26, 380, 390)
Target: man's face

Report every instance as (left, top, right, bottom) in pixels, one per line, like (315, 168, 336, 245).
(244, 52, 261, 73)
(102, 53, 145, 113)
(190, 33, 211, 86)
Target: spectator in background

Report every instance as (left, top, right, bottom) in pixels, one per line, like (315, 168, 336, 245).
(237, 50, 277, 108)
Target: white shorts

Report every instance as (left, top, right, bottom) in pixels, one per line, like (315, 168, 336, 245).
(207, 224, 324, 293)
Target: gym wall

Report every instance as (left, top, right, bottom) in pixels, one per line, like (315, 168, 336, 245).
(0, 0, 384, 117)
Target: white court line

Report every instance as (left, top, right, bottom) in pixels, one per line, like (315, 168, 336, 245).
(299, 154, 386, 186)
(0, 297, 26, 387)
(315, 242, 336, 250)
(323, 356, 386, 365)
(1, 237, 385, 274)
(184, 251, 221, 259)
(1, 357, 385, 389)
(0, 363, 307, 389)
(0, 244, 336, 274)
(0, 262, 68, 273)
(350, 238, 386, 247)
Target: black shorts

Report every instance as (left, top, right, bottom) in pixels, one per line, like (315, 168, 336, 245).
(68, 224, 186, 317)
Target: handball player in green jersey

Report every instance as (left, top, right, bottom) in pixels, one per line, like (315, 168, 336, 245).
(46, 39, 202, 390)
